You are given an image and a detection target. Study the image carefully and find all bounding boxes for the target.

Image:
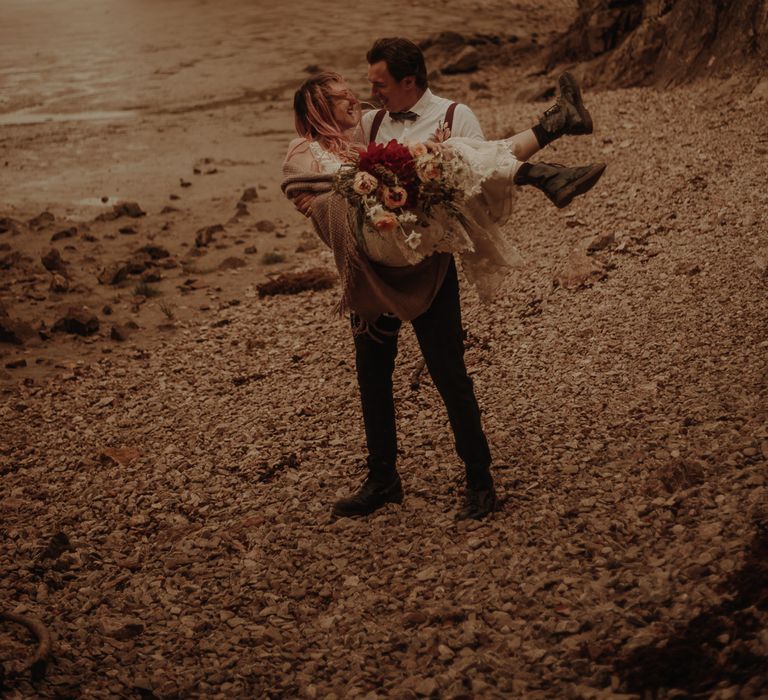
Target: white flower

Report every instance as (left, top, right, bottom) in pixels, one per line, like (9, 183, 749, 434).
(405, 231, 422, 250)
(353, 171, 378, 195)
(398, 211, 418, 224)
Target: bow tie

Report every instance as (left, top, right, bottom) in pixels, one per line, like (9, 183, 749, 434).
(389, 110, 418, 122)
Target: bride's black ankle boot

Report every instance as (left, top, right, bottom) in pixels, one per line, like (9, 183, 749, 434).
(533, 72, 594, 147)
(514, 162, 606, 208)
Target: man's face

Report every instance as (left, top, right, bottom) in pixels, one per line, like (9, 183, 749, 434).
(367, 60, 416, 112)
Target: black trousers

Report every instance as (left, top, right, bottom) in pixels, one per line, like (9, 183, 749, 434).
(353, 258, 493, 488)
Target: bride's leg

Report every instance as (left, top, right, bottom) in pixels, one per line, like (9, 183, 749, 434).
(502, 73, 593, 161)
(504, 129, 541, 161)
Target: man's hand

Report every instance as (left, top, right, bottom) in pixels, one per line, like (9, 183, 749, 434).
(291, 192, 316, 217)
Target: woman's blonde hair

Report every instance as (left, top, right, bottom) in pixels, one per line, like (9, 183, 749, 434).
(293, 71, 357, 159)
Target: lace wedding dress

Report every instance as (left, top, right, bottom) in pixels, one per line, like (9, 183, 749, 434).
(287, 136, 524, 301)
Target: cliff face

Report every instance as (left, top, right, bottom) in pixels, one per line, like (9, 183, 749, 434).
(548, 0, 768, 86)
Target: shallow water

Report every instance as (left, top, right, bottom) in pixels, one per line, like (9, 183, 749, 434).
(0, 0, 551, 122)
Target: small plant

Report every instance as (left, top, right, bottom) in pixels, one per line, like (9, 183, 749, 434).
(261, 251, 286, 265)
(133, 280, 161, 298)
(159, 300, 175, 320)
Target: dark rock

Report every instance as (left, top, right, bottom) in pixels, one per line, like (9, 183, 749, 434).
(586, 231, 616, 253)
(139, 245, 170, 260)
(98, 263, 130, 285)
(49, 273, 70, 293)
(257, 268, 336, 297)
(244, 246, 258, 255)
(236, 202, 250, 216)
(674, 261, 701, 276)
(218, 257, 246, 270)
(119, 226, 137, 235)
(256, 220, 276, 233)
(161, 205, 179, 214)
(28, 211, 55, 229)
(52, 306, 99, 336)
(0, 315, 36, 345)
(240, 187, 259, 203)
(102, 304, 113, 315)
(125, 253, 152, 275)
(5, 358, 27, 369)
(0, 251, 23, 270)
(41, 248, 67, 275)
(96, 201, 146, 222)
(442, 46, 480, 74)
(51, 227, 77, 242)
(110, 323, 132, 341)
(554, 249, 605, 290)
(195, 224, 225, 247)
(141, 271, 163, 283)
(0, 217, 23, 235)
(180, 179, 192, 188)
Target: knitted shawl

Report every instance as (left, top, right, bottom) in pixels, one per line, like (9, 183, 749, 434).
(281, 172, 450, 324)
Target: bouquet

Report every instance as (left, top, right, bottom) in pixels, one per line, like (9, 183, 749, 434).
(334, 139, 469, 250)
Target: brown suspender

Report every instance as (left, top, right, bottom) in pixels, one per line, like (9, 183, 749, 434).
(369, 109, 387, 143)
(368, 102, 459, 143)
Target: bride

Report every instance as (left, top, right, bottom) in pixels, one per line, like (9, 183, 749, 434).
(281, 70, 605, 324)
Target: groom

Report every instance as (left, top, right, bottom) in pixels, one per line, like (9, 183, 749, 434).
(331, 37, 595, 520)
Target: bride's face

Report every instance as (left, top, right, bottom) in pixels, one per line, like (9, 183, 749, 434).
(327, 81, 361, 131)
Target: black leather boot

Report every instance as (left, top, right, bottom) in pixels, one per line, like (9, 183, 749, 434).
(514, 162, 606, 208)
(331, 466, 403, 518)
(538, 72, 594, 142)
(457, 484, 498, 520)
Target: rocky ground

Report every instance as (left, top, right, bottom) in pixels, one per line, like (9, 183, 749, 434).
(2, 18, 768, 700)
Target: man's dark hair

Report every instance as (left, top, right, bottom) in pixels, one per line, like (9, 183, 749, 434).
(367, 37, 428, 90)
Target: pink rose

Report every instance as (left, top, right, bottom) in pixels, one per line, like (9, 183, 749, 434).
(382, 186, 408, 209)
(408, 143, 428, 158)
(353, 171, 378, 195)
(416, 157, 442, 182)
(372, 211, 398, 233)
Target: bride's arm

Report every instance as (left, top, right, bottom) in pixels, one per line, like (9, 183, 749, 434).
(282, 137, 320, 177)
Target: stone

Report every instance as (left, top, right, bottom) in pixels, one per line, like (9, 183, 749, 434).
(0, 315, 36, 345)
(0, 251, 23, 270)
(195, 224, 225, 247)
(585, 231, 615, 253)
(110, 320, 139, 342)
(674, 261, 701, 276)
(5, 358, 27, 369)
(52, 306, 99, 336)
(219, 257, 246, 270)
(554, 249, 605, 290)
(28, 211, 55, 229)
(139, 245, 170, 260)
(51, 227, 77, 242)
(49, 273, 70, 293)
(96, 201, 146, 222)
(442, 46, 480, 74)
(240, 187, 259, 202)
(41, 248, 67, 274)
(100, 617, 144, 641)
(0, 217, 23, 235)
(98, 262, 130, 285)
(255, 220, 276, 233)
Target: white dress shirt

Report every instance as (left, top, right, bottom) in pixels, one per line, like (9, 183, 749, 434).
(361, 89, 484, 144)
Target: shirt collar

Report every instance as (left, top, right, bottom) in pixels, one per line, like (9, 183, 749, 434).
(408, 89, 434, 117)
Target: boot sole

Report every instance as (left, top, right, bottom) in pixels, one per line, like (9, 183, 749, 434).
(560, 71, 593, 135)
(554, 163, 606, 208)
(331, 489, 404, 518)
